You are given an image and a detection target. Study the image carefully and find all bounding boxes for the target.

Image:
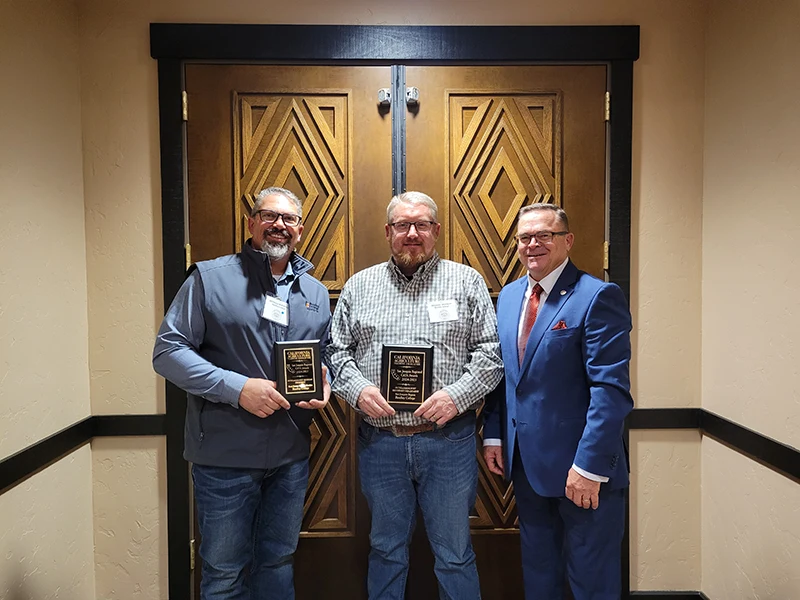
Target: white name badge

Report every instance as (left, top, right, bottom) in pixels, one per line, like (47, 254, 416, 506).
(262, 296, 289, 327)
(427, 299, 459, 323)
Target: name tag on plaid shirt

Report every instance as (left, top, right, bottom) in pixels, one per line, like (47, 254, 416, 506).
(427, 300, 459, 323)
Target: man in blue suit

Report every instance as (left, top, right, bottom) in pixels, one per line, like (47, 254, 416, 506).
(483, 203, 633, 600)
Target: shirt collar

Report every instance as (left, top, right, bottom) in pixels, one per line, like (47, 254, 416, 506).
(273, 259, 294, 284)
(527, 258, 570, 296)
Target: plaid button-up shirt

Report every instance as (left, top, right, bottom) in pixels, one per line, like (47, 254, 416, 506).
(327, 253, 503, 427)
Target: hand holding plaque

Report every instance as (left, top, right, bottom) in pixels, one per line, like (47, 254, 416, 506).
(274, 340, 323, 403)
(380, 345, 433, 411)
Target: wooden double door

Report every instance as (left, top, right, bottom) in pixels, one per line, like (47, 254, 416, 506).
(186, 64, 607, 598)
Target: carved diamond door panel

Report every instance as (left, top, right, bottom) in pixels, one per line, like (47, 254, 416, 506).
(406, 66, 608, 538)
(233, 93, 349, 292)
(407, 65, 607, 293)
(449, 93, 563, 294)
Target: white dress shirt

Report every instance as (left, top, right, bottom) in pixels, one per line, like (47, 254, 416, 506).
(484, 259, 608, 483)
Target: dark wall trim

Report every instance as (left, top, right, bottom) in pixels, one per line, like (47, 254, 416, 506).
(628, 408, 703, 430)
(629, 408, 799, 482)
(93, 414, 168, 437)
(150, 24, 640, 62)
(5, 408, 793, 495)
(702, 410, 799, 481)
(0, 414, 167, 494)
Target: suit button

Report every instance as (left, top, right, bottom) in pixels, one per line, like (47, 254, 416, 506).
(511, 418, 516, 427)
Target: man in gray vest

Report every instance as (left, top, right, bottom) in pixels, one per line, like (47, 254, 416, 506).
(153, 187, 331, 600)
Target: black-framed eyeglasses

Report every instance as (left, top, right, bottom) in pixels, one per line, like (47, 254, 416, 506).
(253, 209, 302, 227)
(515, 231, 569, 245)
(389, 220, 437, 233)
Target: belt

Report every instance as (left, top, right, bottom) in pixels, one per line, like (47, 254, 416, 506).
(379, 422, 436, 437)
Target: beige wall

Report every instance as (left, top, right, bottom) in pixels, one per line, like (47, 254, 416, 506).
(701, 0, 800, 597)
(92, 437, 168, 600)
(0, 447, 96, 600)
(74, 0, 707, 594)
(629, 430, 702, 590)
(0, 0, 91, 456)
(702, 440, 800, 598)
(2, 0, 793, 596)
(0, 1, 95, 598)
(702, 0, 800, 447)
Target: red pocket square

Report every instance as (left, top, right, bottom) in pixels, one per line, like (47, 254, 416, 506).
(552, 320, 568, 330)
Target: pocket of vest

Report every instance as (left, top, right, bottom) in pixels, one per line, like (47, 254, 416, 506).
(198, 401, 207, 443)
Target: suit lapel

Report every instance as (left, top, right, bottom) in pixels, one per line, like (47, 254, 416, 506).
(518, 261, 579, 375)
(500, 277, 527, 383)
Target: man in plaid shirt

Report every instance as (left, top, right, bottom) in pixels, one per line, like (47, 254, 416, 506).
(327, 191, 503, 600)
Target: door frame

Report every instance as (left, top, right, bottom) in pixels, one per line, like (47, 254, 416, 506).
(150, 24, 639, 599)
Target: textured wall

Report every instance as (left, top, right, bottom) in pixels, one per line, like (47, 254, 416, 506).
(76, 0, 707, 593)
(0, 0, 91, 457)
(630, 430, 702, 590)
(701, 0, 800, 596)
(0, 2, 95, 598)
(92, 437, 168, 600)
(702, 439, 800, 599)
(702, 0, 800, 448)
(0, 446, 96, 600)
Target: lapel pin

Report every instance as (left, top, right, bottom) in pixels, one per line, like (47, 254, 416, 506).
(560, 290, 566, 296)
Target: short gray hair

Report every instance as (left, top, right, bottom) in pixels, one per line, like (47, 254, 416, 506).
(386, 191, 439, 224)
(252, 187, 303, 217)
(519, 203, 569, 231)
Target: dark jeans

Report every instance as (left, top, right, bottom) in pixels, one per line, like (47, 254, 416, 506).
(192, 460, 309, 600)
(357, 414, 481, 600)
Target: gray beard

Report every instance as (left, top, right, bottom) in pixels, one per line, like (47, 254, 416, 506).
(260, 239, 291, 260)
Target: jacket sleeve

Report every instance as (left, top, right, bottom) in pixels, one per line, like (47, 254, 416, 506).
(152, 270, 248, 408)
(573, 283, 634, 476)
(481, 376, 505, 441)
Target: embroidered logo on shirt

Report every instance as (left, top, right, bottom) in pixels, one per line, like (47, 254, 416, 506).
(305, 301, 320, 312)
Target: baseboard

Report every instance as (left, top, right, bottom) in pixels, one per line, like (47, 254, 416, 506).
(630, 592, 709, 599)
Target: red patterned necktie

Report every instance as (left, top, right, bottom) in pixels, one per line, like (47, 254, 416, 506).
(518, 283, 544, 365)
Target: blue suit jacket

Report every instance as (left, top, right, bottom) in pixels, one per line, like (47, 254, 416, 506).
(483, 261, 633, 497)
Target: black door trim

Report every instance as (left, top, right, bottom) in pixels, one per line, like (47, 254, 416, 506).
(149, 22, 639, 599)
(150, 24, 640, 62)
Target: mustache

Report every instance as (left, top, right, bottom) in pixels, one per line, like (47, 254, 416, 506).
(265, 228, 291, 239)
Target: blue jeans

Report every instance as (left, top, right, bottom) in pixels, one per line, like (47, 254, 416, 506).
(357, 414, 481, 600)
(192, 460, 309, 600)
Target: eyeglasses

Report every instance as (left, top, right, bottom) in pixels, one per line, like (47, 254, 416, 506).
(389, 221, 437, 233)
(253, 210, 302, 227)
(515, 231, 569, 245)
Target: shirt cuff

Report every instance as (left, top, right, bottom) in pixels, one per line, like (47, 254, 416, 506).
(572, 464, 609, 483)
(483, 438, 502, 447)
(332, 374, 375, 409)
(221, 371, 249, 408)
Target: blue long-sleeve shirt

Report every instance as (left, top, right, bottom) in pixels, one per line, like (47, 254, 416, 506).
(153, 242, 331, 469)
